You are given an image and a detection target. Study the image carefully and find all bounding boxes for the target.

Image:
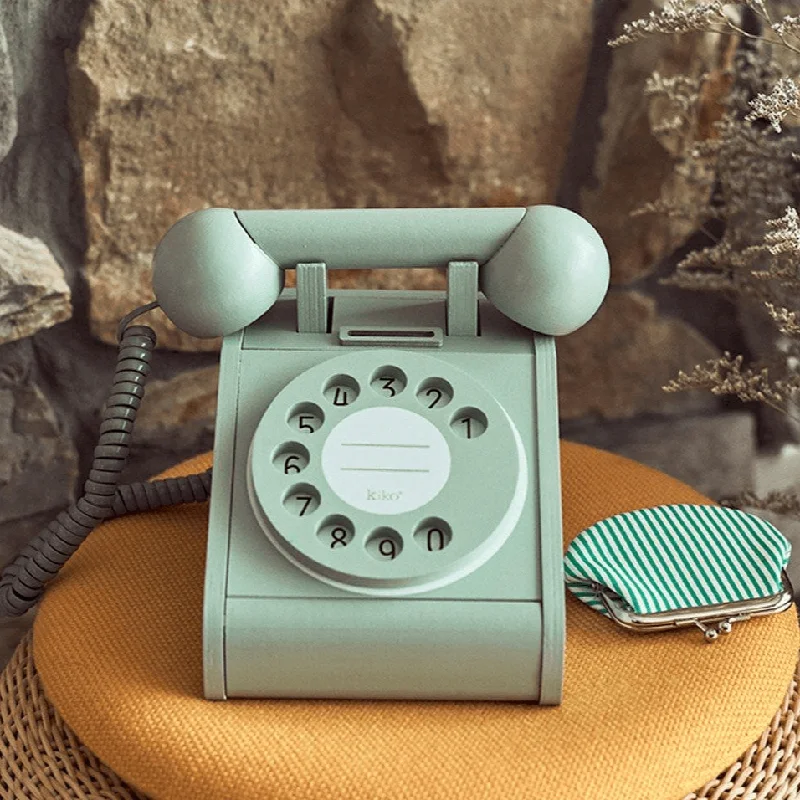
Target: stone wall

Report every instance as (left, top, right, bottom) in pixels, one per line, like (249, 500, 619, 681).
(0, 0, 759, 659)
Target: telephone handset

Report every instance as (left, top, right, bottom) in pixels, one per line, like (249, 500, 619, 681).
(152, 206, 607, 338)
(150, 205, 609, 703)
(0, 206, 608, 704)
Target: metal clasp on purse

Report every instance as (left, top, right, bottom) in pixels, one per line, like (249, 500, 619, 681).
(582, 571, 795, 642)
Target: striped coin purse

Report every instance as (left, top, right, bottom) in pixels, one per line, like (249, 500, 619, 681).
(564, 504, 793, 640)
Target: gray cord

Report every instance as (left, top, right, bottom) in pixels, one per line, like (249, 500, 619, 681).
(112, 471, 212, 516)
(0, 305, 213, 616)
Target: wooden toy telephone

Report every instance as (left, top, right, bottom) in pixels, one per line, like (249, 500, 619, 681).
(154, 206, 609, 703)
(0, 206, 609, 704)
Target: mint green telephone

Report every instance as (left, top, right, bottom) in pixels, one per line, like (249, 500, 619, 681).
(1, 206, 609, 704)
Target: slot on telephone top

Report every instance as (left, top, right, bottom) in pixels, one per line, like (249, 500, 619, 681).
(339, 326, 444, 348)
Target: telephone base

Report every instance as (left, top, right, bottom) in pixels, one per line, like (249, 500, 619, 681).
(203, 290, 565, 703)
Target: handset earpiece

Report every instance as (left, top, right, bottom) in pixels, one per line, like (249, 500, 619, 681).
(481, 205, 609, 336)
(152, 208, 283, 338)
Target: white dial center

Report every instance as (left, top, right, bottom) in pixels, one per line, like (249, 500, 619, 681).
(321, 407, 451, 515)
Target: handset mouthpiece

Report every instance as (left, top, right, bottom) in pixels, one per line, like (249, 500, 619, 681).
(481, 206, 610, 336)
(152, 208, 283, 339)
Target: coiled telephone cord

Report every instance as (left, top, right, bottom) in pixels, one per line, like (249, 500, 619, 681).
(0, 303, 213, 617)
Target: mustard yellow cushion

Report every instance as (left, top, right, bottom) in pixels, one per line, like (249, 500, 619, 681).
(33, 442, 799, 800)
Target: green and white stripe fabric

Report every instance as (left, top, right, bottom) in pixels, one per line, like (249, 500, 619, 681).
(565, 504, 791, 616)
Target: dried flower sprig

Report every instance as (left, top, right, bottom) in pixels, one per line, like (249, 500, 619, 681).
(744, 76, 800, 131)
(763, 205, 800, 253)
(765, 302, 800, 336)
(664, 352, 787, 408)
(609, 1, 728, 47)
(611, 0, 800, 54)
(721, 488, 800, 514)
(644, 72, 705, 135)
(772, 15, 800, 39)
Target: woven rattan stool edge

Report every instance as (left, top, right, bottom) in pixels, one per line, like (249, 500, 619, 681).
(0, 630, 148, 799)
